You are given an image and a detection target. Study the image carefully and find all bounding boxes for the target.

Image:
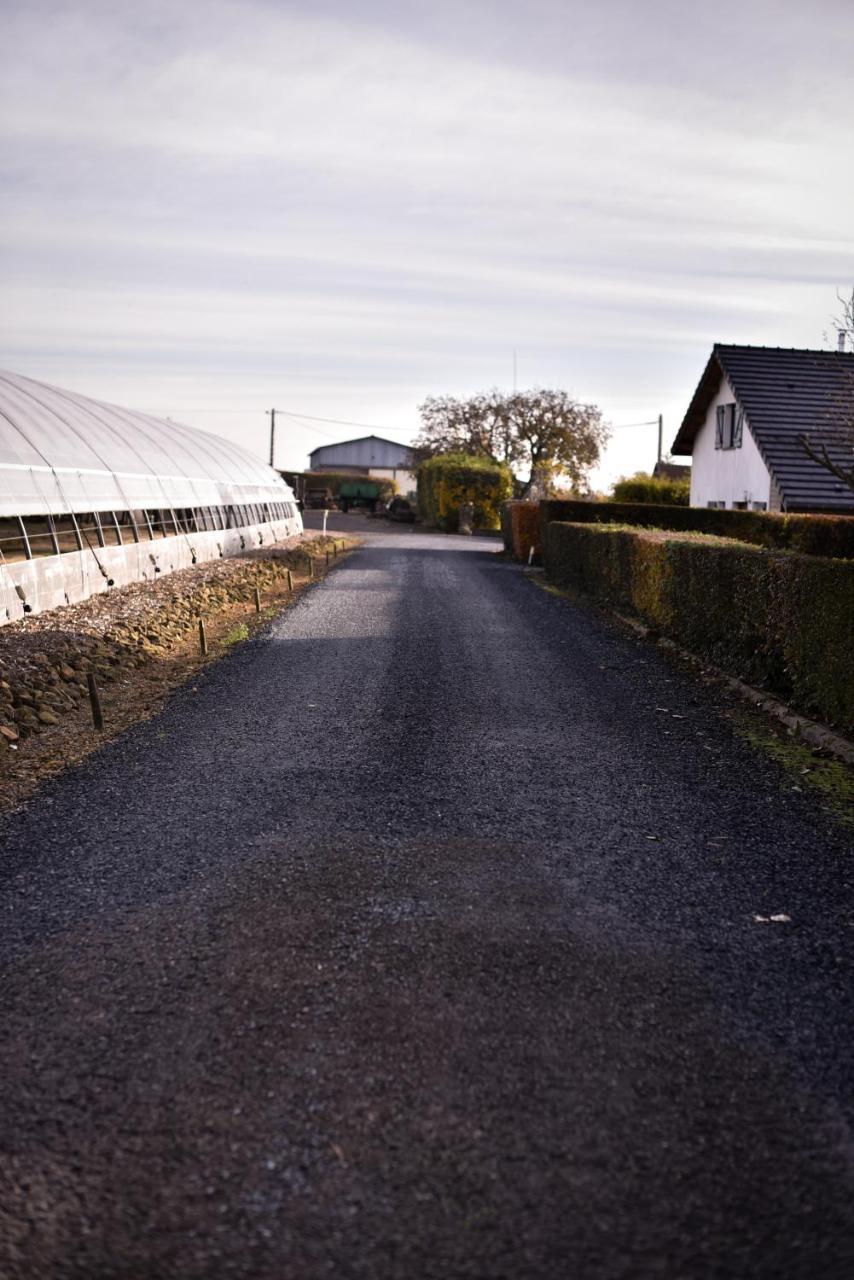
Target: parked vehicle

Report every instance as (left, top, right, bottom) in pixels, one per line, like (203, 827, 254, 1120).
(386, 497, 416, 523)
(338, 480, 384, 513)
(305, 486, 335, 509)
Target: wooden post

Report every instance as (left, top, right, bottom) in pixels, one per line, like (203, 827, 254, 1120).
(326, 549, 330, 569)
(86, 671, 104, 732)
(287, 568, 293, 592)
(308, 557, 314, 580)
(253, 585, 261, 612)
(198, 619, 208, 655)
(333, 541, 338, 557)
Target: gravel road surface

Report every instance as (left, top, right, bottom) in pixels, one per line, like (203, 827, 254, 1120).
(2, 524, 853, 1279)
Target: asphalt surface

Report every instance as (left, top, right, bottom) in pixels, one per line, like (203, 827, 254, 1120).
(1, 519, 853, 1279)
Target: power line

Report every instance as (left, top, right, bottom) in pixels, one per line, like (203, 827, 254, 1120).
(610, 420, 659, 430)
(277, 408, 414, 435)
(152, 406, 415, 438)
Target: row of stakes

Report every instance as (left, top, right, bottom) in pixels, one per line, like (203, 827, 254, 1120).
(86, 540, 345, 732)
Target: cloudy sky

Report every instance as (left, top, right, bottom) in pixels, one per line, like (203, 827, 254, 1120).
(2, 0, 853, 486)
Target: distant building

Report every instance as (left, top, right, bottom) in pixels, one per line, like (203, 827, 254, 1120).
(308, 435, 416, 497)
(671, 345, 854, 512)
(652, 460, 690, 482)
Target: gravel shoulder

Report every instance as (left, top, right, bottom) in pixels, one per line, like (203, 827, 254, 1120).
(0, 533, 354, 812)
(1, 529, 852, 1279)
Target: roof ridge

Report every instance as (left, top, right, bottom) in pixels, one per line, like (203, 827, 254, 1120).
(713, 342, 854, 356)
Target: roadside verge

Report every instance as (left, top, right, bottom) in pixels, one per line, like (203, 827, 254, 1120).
(0, 534, 357, 813)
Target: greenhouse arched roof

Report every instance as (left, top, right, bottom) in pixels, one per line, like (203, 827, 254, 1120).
(0, 371, 291, 518)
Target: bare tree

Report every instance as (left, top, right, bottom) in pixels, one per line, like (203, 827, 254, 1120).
(414, 388, 608, 492)
(798, 287, 854, 493)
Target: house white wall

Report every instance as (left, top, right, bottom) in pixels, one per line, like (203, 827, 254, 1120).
(689, 373, 773, 509)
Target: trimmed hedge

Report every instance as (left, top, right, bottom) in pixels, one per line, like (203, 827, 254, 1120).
(417, 454, 513, 531)
(611, 473, 689, 505)
(501, 500, 541, 560)
(544, 521, 854, 733)
(540, 499, 854, 560)
(303, 471, 396, 499)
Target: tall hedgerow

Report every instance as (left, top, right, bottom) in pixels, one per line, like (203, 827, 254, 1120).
(611, 472, 690, 505)
(417, 454, 513, 531)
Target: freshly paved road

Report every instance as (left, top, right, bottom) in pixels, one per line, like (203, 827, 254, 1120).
(1, 523, 853, 1279)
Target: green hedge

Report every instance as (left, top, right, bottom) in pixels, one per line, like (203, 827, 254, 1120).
(611, 473, 689, 505)
(544, 521, 854, 733)
(417, 454, 513, 531)
(303, 471, 395, 499)
(540, 499, 854, 560)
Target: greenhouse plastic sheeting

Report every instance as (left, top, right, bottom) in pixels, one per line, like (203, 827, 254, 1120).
(0, 371, 290, 517)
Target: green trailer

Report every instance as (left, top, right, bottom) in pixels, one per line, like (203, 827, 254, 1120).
(338, 480, 384, 512)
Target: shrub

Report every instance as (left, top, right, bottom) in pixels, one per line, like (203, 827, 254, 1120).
(540, 499, 854, 560)
(417, 454, 513, 531)
(544, 521, 854, 733)
(611, 472, 689, 505)
(501, 501, 541, 559)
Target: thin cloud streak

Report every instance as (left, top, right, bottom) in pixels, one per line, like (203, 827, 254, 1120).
(1, 0, 853, 484)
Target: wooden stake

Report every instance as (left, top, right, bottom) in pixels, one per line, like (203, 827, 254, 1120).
(308, 557, 314, 579)
(326, 549, 330, 569)
(287, 568, 293, 592)
(198, 618, 208, 655)
(253, 585, 261, 612)
(86, 671, 104, 732)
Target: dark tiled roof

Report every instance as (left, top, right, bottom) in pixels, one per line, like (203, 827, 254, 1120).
(652, 460, 690, 480)
(671, 344, 854, 511)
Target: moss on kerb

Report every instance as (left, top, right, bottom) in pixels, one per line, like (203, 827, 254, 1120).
(733, 719, 854, 829)
(544, 521, 854, 735)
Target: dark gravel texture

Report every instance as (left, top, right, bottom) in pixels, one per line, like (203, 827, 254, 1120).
(1, 520, 853, 1279)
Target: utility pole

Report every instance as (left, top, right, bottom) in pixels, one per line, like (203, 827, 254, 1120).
(266, 408, 276, 468)
(657, 413, 663, 463)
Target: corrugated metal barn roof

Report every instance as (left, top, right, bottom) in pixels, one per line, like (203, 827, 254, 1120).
(0, 371, 292, 518)
(308, 435, 413, 469)
(672, 345, 854, 511)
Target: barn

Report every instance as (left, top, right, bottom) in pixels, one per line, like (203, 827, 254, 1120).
(308, 435, 416, 496)
(0, 371, 302, 625)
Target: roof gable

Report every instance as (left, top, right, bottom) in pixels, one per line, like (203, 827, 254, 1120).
(309, 434, 410, 457)
(672, 345, 854, 510)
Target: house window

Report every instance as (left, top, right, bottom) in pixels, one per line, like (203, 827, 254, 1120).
(706, 500, 726, 509)
(715, 403, 744, 450)
(752, 501, 767, 511)
(733, 501, 748, 510)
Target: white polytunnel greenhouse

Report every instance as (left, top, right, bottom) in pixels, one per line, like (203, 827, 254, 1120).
(0, 370, 302, 624)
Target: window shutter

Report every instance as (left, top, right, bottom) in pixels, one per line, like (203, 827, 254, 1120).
(715, 405, 724, 449)
(733, 407, 744, 448)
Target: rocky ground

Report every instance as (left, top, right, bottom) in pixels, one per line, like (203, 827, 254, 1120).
(0, 533, 354, 812)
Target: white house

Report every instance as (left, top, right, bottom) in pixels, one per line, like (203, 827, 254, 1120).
(671, 344, 854, 512)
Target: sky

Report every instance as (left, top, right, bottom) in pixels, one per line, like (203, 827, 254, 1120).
(2, 0, 853, 488)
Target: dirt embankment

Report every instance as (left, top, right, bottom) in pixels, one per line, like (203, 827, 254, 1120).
(0, 534, 355, 812)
